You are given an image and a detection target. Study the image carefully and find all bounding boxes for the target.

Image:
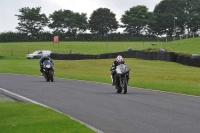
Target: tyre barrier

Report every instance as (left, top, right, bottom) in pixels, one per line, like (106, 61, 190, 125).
(50, 51, 200, 67)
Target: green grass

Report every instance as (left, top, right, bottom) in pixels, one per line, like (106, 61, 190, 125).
(1, 37, 200, 60)
(0, 102, 96, 133)
(1, 38, 200, 133)
(0, 41, 157, 60)
(151, 37, 200, 54)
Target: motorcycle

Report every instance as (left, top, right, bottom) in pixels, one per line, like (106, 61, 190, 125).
(42, 60, 54, 82)
(113, 64, 130, 94)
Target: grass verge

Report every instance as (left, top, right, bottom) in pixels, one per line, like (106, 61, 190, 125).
(0, 102, 96, 133)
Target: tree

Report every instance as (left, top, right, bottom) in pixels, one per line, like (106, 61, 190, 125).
(88, 8, 118, 35)
(185, 0, 200, 34)
(152, 0, 186, 36)
(121, 5, 155, 35)
(15, 7, 48, 38)
(152, 0, 200, 36)
(48, 9, 88, 36)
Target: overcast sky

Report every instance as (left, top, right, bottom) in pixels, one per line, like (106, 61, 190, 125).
(0, 0, 161, 32)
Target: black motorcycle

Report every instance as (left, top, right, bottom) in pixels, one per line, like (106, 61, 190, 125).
(42, 60, 54, 82)
(114, 64, 130, 94)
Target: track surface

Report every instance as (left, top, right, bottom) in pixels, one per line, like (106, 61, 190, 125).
(0, 74, 200, 133)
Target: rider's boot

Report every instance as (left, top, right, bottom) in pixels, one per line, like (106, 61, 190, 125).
(112, 81, 115, 86)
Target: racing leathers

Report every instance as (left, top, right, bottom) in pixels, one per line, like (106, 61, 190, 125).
(110, 60, 125, 85)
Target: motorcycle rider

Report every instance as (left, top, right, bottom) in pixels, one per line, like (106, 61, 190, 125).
(110, 55, 126, 86)
(39, 55, 54, 76)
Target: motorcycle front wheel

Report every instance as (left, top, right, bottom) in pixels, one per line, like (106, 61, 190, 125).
(43, 72, 50, 82)
(117, 87, 122, 93)
(123, 78, 127, 94)
(50, 70, 54, 82)
(47, 78, 50, 82)
(116, 76, 122, 93)
(46, 72, 50, 82)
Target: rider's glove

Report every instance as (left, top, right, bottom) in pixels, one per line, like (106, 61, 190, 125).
(110, 69, 115, 73)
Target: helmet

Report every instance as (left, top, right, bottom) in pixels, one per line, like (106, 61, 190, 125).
(41, 55, 50, 59)
(116, 55, 123, 64)
(41, 55, 48, 58)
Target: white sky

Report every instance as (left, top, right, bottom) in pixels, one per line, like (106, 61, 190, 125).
(0, 0, 161, 32)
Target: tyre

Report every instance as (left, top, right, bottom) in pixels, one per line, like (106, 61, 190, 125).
(123, 78, 127, 94)
(117, 87, 122, 93)
(116, 76, 122, 93)
(50, 71, 54, 82)
(43, 73, 49, 82)
(46, 72, 50, 82)
(51, 77, 54, 82)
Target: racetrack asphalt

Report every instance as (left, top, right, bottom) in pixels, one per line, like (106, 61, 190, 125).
(0, 74, 200, 133)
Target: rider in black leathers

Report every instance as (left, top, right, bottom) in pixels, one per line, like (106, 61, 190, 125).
(39, 55, 54, 75)
(110, 55, 126, 85)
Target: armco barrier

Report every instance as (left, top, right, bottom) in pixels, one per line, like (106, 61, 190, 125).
(50, 51, 200, 67)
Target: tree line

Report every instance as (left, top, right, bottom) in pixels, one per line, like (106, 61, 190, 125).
(0, 0, 199, 42)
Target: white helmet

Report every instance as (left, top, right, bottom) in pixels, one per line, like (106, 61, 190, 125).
(41, 55, 48, 59)
(116, 55, 123, 64)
